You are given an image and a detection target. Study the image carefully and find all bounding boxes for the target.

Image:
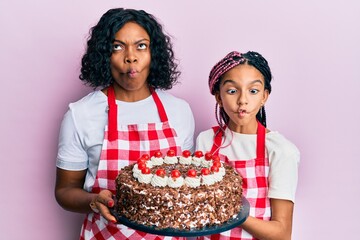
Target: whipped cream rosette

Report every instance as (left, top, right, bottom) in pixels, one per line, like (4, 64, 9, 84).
(150, 151, 164, 166)
(184, 169, 201, 188)
(179, 150, 192, 165)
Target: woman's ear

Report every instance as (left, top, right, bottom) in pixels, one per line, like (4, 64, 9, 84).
(215, 92, 222, 107)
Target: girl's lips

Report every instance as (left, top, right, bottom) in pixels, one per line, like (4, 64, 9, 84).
(238, 109, 247, 118)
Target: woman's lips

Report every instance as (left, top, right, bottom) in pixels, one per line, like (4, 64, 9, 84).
(127, 70, 138, 78)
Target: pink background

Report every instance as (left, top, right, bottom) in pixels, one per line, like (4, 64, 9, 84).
(1, 0, 359, 239)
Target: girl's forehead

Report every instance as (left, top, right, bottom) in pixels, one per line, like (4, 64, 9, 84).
(222, 64, 264, 81)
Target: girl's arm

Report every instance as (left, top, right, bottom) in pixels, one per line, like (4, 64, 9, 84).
(241, 198, 294, 240)
(55, 168, 116, 222)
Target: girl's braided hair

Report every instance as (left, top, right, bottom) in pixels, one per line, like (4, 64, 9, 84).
(209, 51, 272, 128)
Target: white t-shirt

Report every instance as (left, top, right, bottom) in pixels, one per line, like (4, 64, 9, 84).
(196, 127, 300, 202)
(56, 90, 195, 191)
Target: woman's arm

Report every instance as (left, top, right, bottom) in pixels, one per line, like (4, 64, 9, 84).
(55, 168, 116, 222)
(241, 198, 294, 240)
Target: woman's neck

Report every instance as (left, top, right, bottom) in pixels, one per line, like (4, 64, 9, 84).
(111, 83, 152, 102)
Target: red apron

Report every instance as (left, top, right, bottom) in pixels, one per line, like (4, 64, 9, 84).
(80, 86, 183, 240)
(204, 122, 271, 240)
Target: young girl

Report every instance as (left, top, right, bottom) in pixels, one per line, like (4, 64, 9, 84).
(55, 8, 194, 240)
(196, 51, 300, 240)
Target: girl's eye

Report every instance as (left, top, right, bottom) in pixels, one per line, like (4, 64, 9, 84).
(226, 89, 237, 94)
(138, 43, 147, 50)
(250, 89, 259, 94)
(113, 44, 123, 51)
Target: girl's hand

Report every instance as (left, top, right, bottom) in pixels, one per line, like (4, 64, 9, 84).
(90, 190, 117, 223)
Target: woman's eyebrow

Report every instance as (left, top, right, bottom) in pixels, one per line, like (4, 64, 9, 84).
(113, 38, 150, 45)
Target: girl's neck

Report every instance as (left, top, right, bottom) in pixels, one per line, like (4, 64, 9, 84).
(228, 120, 258, 134)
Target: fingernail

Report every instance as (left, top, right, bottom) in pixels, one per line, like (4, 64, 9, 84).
(108, 200, 114, 207)
(111, 219, 117, 223)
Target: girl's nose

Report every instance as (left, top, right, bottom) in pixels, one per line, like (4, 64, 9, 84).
(237, 94, 248, 105)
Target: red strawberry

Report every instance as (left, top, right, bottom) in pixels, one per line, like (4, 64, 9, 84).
(211, 165, 220, 173)
(171, 169, 181, 178)
(187, 169, 197, 177)
(205, 152, 212, 161)
(194, 150, 203, 158)
(137, 162, 147, 170)
(156, 168, 166, 177)
(212, 161, 222, 168)
(212, 155, 220, 162)
(201, 168, 210, 175)
(141, 167, 151, 174)
(137, 158, 146, 165)
(141, 154, 150, 161)
(154, 151, 162, 158)
(167, 149, 176, 157)
(182, 150, 191, 158)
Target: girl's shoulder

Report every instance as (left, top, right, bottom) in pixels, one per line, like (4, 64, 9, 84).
(266, 131, 300, 158)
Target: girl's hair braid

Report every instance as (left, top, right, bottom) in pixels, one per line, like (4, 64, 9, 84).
(209, 51, 272, 128)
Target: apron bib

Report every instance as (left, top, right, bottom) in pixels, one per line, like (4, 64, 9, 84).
(80, 86, 182, 240)
(204, 122, 271, 240)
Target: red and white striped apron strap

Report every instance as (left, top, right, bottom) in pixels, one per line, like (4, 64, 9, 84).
(107, 86, 118, 142)
(210, 126, 223, 155)
(256, 121, 266, 159)
(150, 87, 168, 122)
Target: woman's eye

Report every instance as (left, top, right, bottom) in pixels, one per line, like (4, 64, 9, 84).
(226, 89, 237, 94)
(250, 89, 259, 94)
(113, 44, 123, 51)
(138, 43, 147, 50)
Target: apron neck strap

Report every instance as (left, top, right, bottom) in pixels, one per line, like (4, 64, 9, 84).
(211, 121, 266, 159)
(107, 86, 169, 141)
(150, 87, 168, 122)
(256, 121, 266, 159)
(107, 86, 118, 141)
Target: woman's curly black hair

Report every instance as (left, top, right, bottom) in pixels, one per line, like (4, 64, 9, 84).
(79, 8, 180, 89)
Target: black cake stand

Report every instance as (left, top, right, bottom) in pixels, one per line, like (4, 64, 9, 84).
(110, 197, 250, 237)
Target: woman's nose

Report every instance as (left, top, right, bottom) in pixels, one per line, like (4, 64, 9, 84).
(124, 49, 137, 63)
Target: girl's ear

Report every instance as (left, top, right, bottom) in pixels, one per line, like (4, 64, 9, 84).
(215, 92, 222, 107)
(261, 89, 269, 106)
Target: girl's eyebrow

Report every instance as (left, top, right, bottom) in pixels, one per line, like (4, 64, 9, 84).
(113, 38, 150, 45)
(222, 79, 264, 85)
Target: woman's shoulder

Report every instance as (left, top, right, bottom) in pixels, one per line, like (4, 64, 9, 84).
(68, 90, 106, 113)
(156, 90, 191, 109)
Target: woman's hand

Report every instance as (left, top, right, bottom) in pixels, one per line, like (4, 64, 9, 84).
(89, 190, 117, 223)
(55, 168, 116, 223)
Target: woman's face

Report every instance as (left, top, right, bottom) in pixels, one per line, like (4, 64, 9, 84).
(110, 22, 151, 97)
(215, 64, 269, 134)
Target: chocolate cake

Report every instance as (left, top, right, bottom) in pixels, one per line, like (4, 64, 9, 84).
(114, 150, 243, 230)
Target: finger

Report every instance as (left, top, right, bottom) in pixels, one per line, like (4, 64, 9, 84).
(97, 202, 117, 223)
(97, 190, 115, 208)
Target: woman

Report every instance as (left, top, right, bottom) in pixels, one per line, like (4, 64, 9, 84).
(55, 8, 194, 239)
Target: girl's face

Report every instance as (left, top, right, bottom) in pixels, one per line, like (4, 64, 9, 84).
(110, 22, 151, 100)
(215, 64, 269, 134)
